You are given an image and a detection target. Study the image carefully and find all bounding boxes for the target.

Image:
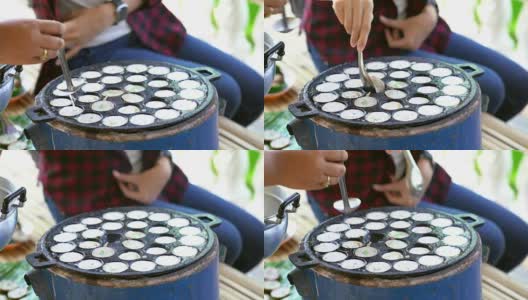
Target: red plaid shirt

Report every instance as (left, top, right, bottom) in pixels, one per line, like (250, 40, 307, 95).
(308, 151, 451, 216)
(38, 151, 189, 217)
(304, 0, 451, 65)
(30, 0, 187, 92)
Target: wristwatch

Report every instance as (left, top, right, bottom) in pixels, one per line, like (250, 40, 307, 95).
(106, 0, 129, 25)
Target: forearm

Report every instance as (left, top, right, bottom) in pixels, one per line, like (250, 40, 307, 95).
(424, 1, 439, 18)
(0, 25, 11, 62)
(264, 152, 281, 186)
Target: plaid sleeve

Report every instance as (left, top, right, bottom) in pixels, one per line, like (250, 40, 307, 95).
(133, 0, 163, 11)
(423, 163, 452, 204)
(140, 151, 189, 204)
(160, 164, 189, 204)
(29, 0, 55, 20)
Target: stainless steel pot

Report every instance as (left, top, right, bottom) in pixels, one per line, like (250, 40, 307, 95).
(0, 176, 27, 250)
(264, 33, 285, 95)
(0, 65, 21, 113)
(264, 190, 300, 258)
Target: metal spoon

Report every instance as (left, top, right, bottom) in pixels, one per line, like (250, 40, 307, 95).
(338, 176, 353, 214)
(272, 9, 301, 33)
(389, 151, 424, 197)
(57, 49, 74, 92)
(357, 50, 385, 93)
(402, 151, 424, 198)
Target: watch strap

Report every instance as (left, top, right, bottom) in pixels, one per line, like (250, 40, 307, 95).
(107, 0, 128, 25)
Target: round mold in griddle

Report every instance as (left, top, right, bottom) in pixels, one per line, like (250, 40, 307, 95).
(101, 89, 124, 98)
(50, 243, 76, 253)
(91, 101, 115, 112)
(145, 101, 167, 109)
(81, 217, 103, 226)
(126, 64, 148, 74)
(78, 259, 103, 270)
(155, 109, 181, 120)
(118, 105, 141, 115)
(382, 251, 404, 261)
(146, 247, 168, 256)
(50, 98, 72, 107)
(313, 93, 339, 103)
(297, 56, 478, 129)
(101, 76, 123, 85)
(78, 94, 100, 103)
(301, 207, 478, 279)
(59, 106, 83, 117)
(148, 80, 170, 88)
(36, 206, 216, 279)
(35, 61, 217, 133)
(155, 255, 182, 267)
(77, 113, 103, 125)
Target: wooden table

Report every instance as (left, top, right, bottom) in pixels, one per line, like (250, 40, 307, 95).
(219, 117, 264, 150)
(0, 197, 262, 300)
(264, 27, 528, 150)
(266, 200, 528, 300)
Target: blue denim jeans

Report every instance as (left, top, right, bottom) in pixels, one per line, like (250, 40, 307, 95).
(67, 33, 263, 126)
(308, 32, 528, 120)
(307, 183, 528, 272)
(45, 184, 264, 272)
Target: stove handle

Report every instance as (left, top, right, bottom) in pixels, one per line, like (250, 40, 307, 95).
(288, 268, 317, 298)
(26, 105, 56, 123)
(456, 63, 484, 78)
(264, 41, 285, 70)
(288, 102, 318, 119)
(193, 67, 221, 82)
(194, 213, 222, 228)
(1, 187, 26, 217)
(456, 213, 485, 229)
(25, 268, 54, 300)
(0, 65, 22, 83)
(276, 192, 301, 221)
(26, 252, 56, 269)
(289, 250, 319, 269)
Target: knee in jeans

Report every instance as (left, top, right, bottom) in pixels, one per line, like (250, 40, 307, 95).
(216, 220, 243, 265)
(478, 219, 506, 265)
(216, 72, 242, 117)
(478, 67, 506, 113)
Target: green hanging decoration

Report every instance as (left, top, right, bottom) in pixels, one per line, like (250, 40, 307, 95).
(245, 150, 261, 199)
(508, 150, 524, 199)
(508, 0, 524, 48)
(472, 0, 524, 49)
(210, 0, 262, 52)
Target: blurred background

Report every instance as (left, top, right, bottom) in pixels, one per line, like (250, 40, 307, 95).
(437, 0, 528, 131)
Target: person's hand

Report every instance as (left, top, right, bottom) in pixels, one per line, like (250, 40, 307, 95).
(380, 4, 438, 51)
(265, 0, 287, 17)
(112, 156, 173, 205)
(0, 19, 64, 65)
(62, 4, 115, 59)
(265, 150, 348, 191)
(332, 0, 374, 51)
(372, 157, 434, 207)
